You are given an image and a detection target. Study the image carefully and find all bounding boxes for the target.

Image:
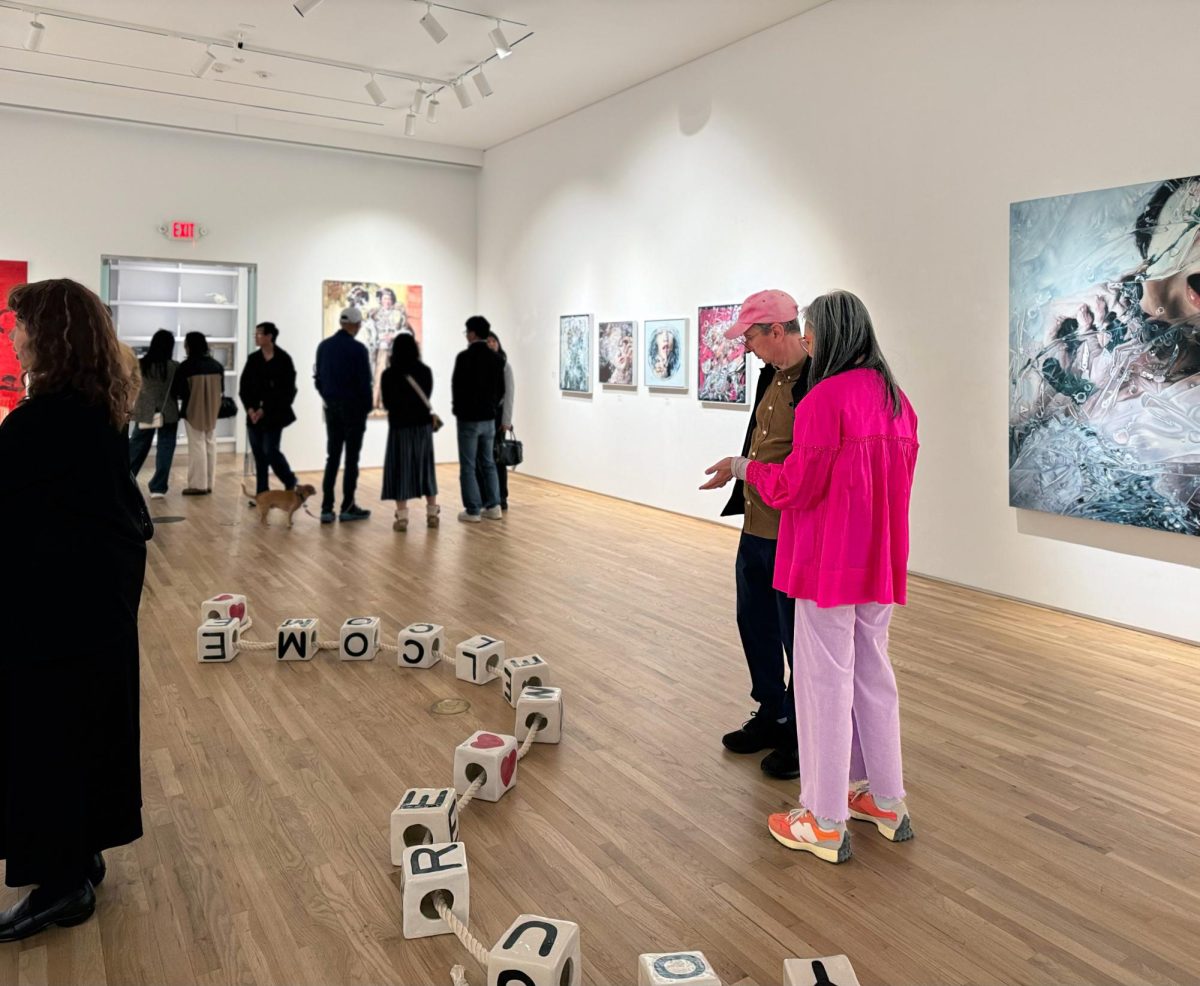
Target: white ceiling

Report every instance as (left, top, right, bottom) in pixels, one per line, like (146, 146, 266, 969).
(0, 0, 829, 160)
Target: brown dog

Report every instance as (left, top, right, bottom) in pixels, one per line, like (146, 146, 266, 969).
(244, 484, 317, 528)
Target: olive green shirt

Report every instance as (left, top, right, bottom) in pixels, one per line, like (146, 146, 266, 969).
(743, 358, 807, 539)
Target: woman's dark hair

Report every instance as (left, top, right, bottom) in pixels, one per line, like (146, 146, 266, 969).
(184, 331, 209, 359)
(6, 278, 137, 427)
(256, 321, 279, 341)
(391, 332, 420, 368)
(141, 329, 176, 378)
(803, 290, 902, 416)
(489, 331, 504, 354)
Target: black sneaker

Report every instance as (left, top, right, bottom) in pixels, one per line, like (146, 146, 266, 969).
(722, 711, 784, 754)
(339, 505, 371, 522)
(760, 746, 800, 779)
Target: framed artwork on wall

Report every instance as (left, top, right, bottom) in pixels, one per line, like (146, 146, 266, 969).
(559, 313, 592, 393)
(323, 280, 423, 417)
(644, 318, 688, 391)
(697, 303, 746, 404)
(1010, 173, 1200, 536)
(598, 320, 637, 387)
(0, 260, 29, 423)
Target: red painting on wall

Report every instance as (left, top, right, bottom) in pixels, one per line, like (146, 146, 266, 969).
(0, 260, 28, 421)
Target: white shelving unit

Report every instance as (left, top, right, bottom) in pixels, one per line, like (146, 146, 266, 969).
(104, 257, 254, 453)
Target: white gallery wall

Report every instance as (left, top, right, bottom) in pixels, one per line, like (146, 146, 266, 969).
(477, 0, 1200, 642)
(0, 107, 477, 472)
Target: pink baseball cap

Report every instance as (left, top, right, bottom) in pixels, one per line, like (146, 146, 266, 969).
(723, 289, 800, 339)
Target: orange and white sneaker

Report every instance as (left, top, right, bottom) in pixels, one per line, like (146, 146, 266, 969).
(767, 808, 851, 863)
(847, 784, 914, 842)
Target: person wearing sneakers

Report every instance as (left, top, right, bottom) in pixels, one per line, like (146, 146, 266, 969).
(451, 315, 505, 524)
(705, 289, 919, 863)
(314, 307, 373, 524)
(699, 289, 810, 780)
(380, 333, 440, 531)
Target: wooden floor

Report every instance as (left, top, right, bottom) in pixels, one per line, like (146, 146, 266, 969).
(3, 459, 1199, 986)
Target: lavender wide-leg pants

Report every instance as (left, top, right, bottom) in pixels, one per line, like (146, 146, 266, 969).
(792, 598, 906, 821)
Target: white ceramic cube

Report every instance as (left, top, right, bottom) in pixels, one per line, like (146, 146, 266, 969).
(197, 618, 240, 663)
(639, 952, 722, 986)
(488, 915, 581, 986)
(502, 654, 552, 706)
(340, 616, 380, 661)
(390, 788, 459, 864)
(783, 956, 861, 986)
(453, 731, 518, 803)
(401, 841, 469, 940)
(455, 634, 504, 684)
(398, 622, 444, 668)
(514, 686, 564, 745)
(200, 593, 250, 629)
(277, 617, 319, 661)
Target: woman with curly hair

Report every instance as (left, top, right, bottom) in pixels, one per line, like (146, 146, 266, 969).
(0, 278, 151, 939)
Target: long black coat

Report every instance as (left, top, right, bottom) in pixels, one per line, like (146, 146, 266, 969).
(0, 391, 151, 886)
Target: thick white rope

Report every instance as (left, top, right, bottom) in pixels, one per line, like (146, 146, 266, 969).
(450, 965, 469, 986)
(517, 723, 541, 760)
(455, 773, 486, 815)
(379, 640, 398, 652)
(238, 640, 276, 652)
(434, 893, 490, 967)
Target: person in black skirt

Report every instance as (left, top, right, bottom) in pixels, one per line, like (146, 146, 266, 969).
(380, 333, 440, 531)
(0, 278, 152, 940)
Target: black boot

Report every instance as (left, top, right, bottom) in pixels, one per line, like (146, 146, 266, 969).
(722, 710, 786, 754)
(88, 853, 106, 887)
(0, 881, 95, 942)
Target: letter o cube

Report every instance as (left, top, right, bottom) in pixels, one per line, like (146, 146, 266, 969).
(455, 635, 505, 685)
(401, 842, 469, 940)
(398, 622, 444, 668)
(453, 731, 517, 803)
(639, 952, 722, 986)
(502, 654, 552, 707)
(277, 618, 319, 661)
(390, 788, 459, 865)
(783, 956, 861, 986)
(197, 618, 240, 663)
(200, 593, 250, 630)
(488, 914, 581, 986)
(340, 617, 381, 661)
(515, 686, 563, 745)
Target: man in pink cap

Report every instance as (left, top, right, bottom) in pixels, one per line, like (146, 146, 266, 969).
(700, 289, 811, 779)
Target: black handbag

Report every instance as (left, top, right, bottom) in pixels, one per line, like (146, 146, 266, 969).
(218, 396, 238, 419)
(495, 429, 523, 468)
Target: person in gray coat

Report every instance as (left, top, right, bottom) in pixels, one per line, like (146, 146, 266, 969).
(128, 329, 180, 499)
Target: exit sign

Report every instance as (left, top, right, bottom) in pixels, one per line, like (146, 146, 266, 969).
(158, 219, 207, 241)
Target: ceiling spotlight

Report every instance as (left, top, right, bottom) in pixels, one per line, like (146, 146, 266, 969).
(293, 0, 325, 16)
(192, 46, 217, 78)
(411, 88, 426, 114)
(420, 4, 447, 44)
(473, 70, 493, 98)
(24, 18, 45, 52)
(489, 22, 512, 59)
(427, 97, 439, 123)
(452, 79, 472, 109)
(365, 75, 386, 106)
(404, 112, 417, 138)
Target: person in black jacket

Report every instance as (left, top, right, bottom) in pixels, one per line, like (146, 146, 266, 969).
(0, 278, 151, 941)
(700, 290, 811, 780)
(451, 315, 505, 523)
(239, 321, 299, 498)
(381, 333, 440, 531)
(314, 308, 373, 523)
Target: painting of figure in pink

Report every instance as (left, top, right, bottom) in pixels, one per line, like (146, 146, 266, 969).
(697, 304, 746, 404)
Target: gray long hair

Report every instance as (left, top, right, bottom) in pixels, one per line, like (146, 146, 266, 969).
(804, 290, 902, 416)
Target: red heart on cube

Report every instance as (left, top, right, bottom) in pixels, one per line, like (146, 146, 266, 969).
(471, 732, 504, 749)
(500, 750, 517, 787)
(214, 594, 233, 601)
(229, 602, 246, 620)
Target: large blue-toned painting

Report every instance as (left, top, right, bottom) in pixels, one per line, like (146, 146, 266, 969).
(1010, 175, 1200, 535)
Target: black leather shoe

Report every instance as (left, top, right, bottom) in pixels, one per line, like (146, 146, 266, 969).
(722, 711, 783, 754)
(88, 853, 106, 888)
(0, 882, 95, 942)
(761, 746, 801, 779)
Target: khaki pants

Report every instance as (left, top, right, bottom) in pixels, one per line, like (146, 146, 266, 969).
(184, 421, 216, 491)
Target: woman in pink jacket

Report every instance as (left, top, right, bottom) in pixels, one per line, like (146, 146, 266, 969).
(707, 290, 919, 864)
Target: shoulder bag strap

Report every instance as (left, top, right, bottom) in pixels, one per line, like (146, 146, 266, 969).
(405, 374, 433, 410)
